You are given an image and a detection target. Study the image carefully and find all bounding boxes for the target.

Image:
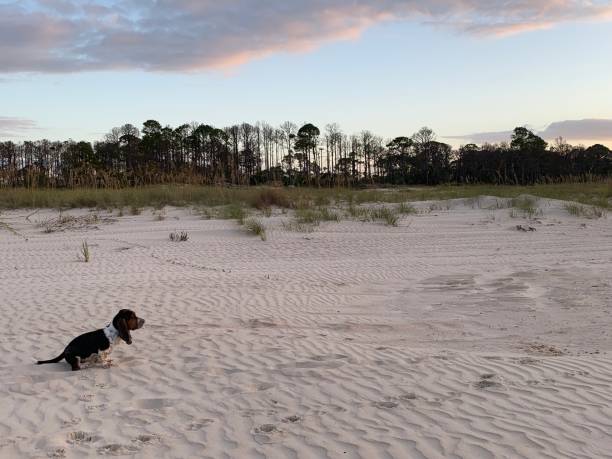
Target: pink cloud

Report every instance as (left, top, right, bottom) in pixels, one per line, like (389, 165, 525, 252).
(1, 1, 611, 73)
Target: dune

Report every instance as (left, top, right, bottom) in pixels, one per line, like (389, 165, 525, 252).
(0, 197, 611, 458)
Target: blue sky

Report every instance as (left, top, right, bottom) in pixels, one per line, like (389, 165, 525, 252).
(1, 0, 611, 147)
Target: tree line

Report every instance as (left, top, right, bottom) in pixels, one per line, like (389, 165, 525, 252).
(0, 120, 610, 188)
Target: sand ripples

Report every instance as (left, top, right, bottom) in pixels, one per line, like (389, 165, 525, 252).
(1, 202, 611, 458)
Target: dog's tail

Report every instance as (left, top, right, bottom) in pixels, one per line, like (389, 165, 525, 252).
(37, 352, 65, 365)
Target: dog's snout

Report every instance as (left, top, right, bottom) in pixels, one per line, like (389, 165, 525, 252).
(137, 318, 145, 329)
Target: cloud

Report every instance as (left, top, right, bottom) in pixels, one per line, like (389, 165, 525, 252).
(0, 117, 39, 138)
(446, 119, 612, 145)
(1, 0, 611, 73)
(445, 130, 514, 144)
(540, 119, 612, 140)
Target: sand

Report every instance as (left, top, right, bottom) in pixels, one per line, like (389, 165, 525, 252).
(1, 197, 611, 458)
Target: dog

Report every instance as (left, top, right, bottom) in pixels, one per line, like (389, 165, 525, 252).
(37, 309, 145, 371)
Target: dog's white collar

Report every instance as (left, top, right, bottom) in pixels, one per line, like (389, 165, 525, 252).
(103, 323, 121, 344)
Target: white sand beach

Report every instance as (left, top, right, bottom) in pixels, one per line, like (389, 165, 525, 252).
(1, 197, 611, 458)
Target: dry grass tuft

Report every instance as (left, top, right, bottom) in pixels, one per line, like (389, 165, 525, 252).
(281, 220, 315, 233)
(346, 205, 400, 226)
(397, 202, 418, 215)
(371, 207, 399, 226)
(510, 196, 542, 219)
(79, 240, 91, 262)
(169, 231, 189, 242)
(153, 208, 167, 221)
(295, 207, 340, 226)
(564, 203, 606, 219)
(243, 218, 267, 240)
(38, 213, 106, 233)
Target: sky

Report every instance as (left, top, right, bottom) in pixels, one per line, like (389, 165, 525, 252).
(1, 0, 612, 148)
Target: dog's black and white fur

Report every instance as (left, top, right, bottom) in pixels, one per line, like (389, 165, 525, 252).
(37, 309, 145, 371)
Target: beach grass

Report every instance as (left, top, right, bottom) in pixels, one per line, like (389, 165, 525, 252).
(0, 182, 609, 210)
(243, 218, 267, 241)
(563, 203, 607, 219)
(80, 240, 91, 262)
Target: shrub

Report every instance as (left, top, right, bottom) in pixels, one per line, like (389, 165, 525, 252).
(249, 188, 292, 210)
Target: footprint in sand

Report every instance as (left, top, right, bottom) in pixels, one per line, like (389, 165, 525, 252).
(187, 419, 214, 431)
(373, 401, 399, 409)
(282, 415, 302, 423)
(564, 370, 589, 377)
(475, 374, 502, 389)
(517, 357, 540, 365)
(135, 398, 175, 410)
(85, 404, 107, 413)
(47, 447, 66, 458)
(257, 382, 274, 391)
(279, 354, 349, 370)
(97, 444, 140, 456)
(475, 380, 500, 389)
(132, 434, 161, 445)
(252, 424, 283, 444)
(67, 431, 99, 444)
(61, 417, 81, 427)
(310, 353, 348, 361)
(255, 424, 277, 434)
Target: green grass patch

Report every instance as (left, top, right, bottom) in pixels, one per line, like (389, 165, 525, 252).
(220, 203, 247, 223)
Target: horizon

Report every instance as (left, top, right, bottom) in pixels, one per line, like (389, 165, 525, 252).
(1, 117, 611, 151)
(1, 1, 612, 148)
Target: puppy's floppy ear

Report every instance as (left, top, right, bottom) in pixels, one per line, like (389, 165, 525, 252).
(113, 310, 132, 345)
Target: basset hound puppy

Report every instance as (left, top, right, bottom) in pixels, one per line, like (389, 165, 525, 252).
(37, 309, 145, 371)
